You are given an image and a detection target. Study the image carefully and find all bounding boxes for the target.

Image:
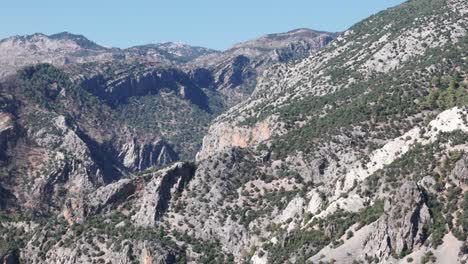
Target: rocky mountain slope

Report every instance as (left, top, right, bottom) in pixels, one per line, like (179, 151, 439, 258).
(188, 28, 335, 104)
(194, 0, 468, 262)
(0, 29, 334, 161)
(1, 0, 468, 263)
(0, 32, 218, 79)
(126, 42, 220, 63)
(0, 29, 335, 112)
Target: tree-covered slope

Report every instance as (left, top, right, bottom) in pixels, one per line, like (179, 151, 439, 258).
(191, 0, 468, 262)
(1, 0, 468, 263)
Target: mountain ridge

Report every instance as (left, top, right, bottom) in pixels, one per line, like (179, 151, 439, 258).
(1, 0, 468, 263)
(0, 27, 336, 78)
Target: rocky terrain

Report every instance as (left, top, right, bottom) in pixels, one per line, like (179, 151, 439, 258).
(1, 0, 468, 263)
(0, 28, 334, 161)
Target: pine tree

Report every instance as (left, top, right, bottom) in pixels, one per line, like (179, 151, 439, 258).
(445, 79, 457, 109)
(423, 89, 439, 110)
(455, 83, 468, 107)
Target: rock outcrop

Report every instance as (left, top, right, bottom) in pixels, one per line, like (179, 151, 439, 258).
(132, 162, 196, 226)
(118, 138, 178, 172)
(0, 112, 16, 162)
(197, 119, 272, 160)
(364, 183, 431, 258)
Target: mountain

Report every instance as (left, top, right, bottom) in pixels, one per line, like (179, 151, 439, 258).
(126, 42, 220, 63)
(0, 28, 333, 161)
(189, 28, 336, 104)
(0, 32, 120, 79)
(0, 29, 335, 109)
(195, 0, 468, 262)
(229, 28, 335, 60)
(48, 32, 106, 50)
(1, 0, 468, 263)
(192, 28, 335, 66)
(0, 33, 218, 78)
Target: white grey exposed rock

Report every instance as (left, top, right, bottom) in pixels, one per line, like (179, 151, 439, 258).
(119, 137, 177, 172)
(87, 179, 135, 213)
(21, 234, 176, 264)
(363, 183, 431, 259)
(451, 155, 468, 185)
(306, 190, 323, 215)
(132, 162, 195, 227)
(276, 196, 305, 225)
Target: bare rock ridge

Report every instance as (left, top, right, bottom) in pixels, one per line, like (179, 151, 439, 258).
(228, 28, 335, 63)
(119, 138, 177, 172)
(363, 183, 431, 258)
(127, 42, 220, 63)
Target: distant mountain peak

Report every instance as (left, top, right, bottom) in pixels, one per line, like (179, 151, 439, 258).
(229, 27, 336, 52)
(48, 32, 104, 50)
(0, 31, 105, 50)
(262, 27, 337, 41)
(127, 41, 219, 63)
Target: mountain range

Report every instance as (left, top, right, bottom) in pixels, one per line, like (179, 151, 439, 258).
(0, 0, 467, 263)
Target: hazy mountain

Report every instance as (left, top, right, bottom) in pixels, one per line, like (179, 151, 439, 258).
(48, 32, 106, 50)
(126, 42, 220, 63)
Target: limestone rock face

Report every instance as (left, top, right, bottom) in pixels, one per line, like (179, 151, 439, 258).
(79, 68, 210, 109)
(87, 179, 135, 213)
(451, 155, 468, 184)
(0, 112, 16, 161)
(119, 138, 178, 172)
(306, 190, 324, 215)
(197, 118, 274, 161)
(9, 114, 105, 212)
(364, 183, 431, 258)
(213, 55, 254, 91)
(132, 162, 196, 227)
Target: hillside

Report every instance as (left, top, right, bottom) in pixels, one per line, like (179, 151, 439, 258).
(0, 29, 333, 161)
(1, 0, 468, 263)
(195, 0, 468, 262)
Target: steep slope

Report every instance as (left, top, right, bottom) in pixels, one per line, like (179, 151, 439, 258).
(62, 61, 224, 160)
(189, 28, 336, 104)
(0, 27, 336, 263)
(2, 0, 468, 263)
(0, 29, 334, 161)
(0, 64, 179, 212)
(199, 0, 468, 158)
(229, 28, 335, 61)
(188, 0, 468, 262)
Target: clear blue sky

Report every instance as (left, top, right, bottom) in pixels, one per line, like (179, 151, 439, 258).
(1, 0, 405, 50)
